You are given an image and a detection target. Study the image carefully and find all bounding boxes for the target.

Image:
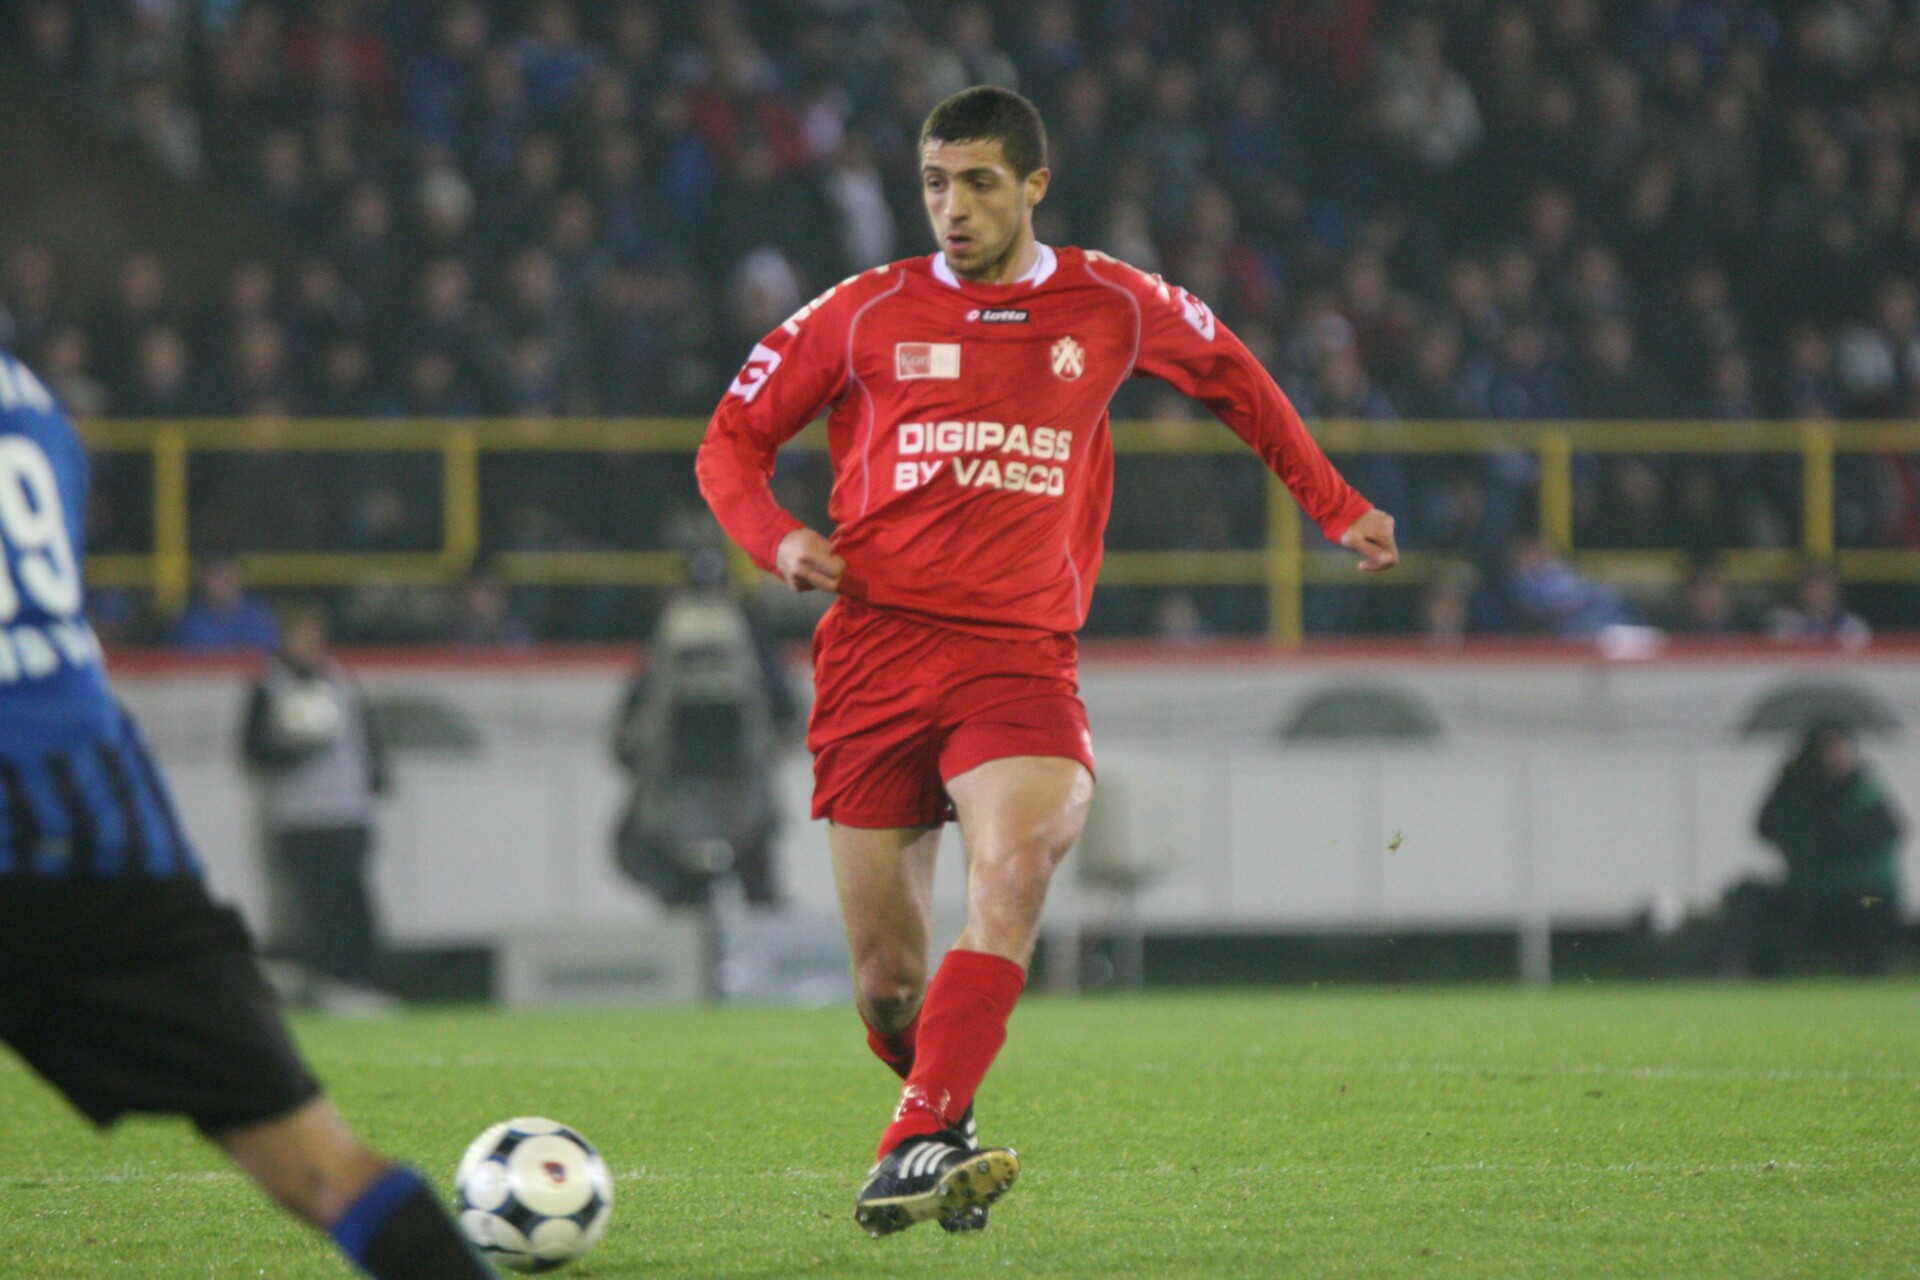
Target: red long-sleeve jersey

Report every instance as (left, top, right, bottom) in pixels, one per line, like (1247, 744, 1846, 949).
(696, 244, 1374, 637)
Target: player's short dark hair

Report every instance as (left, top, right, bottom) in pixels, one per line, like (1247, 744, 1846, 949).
(919, 86, 1049, 178)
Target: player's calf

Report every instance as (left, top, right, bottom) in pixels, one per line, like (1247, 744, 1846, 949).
(218, 1099, 387, 1225)
(219, 1099, 497, 1278)
(854, 964, 924, 1038)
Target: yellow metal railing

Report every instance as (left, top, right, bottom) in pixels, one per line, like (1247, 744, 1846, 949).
(78, 418, 1920, 646)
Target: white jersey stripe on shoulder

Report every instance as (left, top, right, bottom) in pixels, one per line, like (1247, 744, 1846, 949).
(849, 271, 910, 518)
(1079, 254, 1143, 382)
(1074, 254, 1144, 623)
(1063, 535, 1085, 617)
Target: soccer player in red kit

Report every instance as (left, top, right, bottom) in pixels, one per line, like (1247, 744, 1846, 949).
(698, 86, 1398, 1236)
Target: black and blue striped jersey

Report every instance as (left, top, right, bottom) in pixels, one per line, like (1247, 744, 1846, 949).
(0, 350, 198, 878)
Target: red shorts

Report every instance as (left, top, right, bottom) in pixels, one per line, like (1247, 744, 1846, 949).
(807, 599, 1094, 828)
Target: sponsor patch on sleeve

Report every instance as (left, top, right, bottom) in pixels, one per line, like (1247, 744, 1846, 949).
(1176, 289, 1216, 341)
(727, 343, 782, 402)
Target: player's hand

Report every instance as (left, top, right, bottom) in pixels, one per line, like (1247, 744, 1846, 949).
(1340, 508, 1399, 573)
(775, 527, 845, 593)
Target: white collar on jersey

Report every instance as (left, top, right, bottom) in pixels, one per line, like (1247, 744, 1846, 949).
(931, 242, 1057, 290)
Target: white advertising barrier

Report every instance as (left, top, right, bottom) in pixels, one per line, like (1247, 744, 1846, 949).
(112, 645, 1920, 953)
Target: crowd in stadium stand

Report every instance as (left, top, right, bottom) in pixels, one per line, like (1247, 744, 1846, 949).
(2, 0, 1916, 641)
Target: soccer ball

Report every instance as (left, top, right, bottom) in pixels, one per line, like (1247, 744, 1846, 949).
(454, 1117, 613, 1272)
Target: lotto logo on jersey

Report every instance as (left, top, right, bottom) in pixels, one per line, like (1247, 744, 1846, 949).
(1050, 336, 1086, 380)
(727, 344, 782, 403)
(896, 343, 961, 380)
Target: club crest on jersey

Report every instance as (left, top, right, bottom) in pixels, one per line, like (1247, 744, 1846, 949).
(965, 308, 1030, 323)
(896, 343, 961, 380)
(1050, 336, 1086, 380)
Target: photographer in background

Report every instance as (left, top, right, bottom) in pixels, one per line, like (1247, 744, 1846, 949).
(242, 600, 393, 1011)
(611, 549, 799, 909)
(1728, 722, 1905, 976)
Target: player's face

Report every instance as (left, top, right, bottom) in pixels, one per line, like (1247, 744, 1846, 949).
(921, 138, 1050, 283)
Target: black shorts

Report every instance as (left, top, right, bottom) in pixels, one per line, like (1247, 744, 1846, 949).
(0, 876, 321, 1135)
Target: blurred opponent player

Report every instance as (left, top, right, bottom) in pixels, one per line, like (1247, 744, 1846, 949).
(0, 349, 497, 1279)
(698, 85, 1398, 1236)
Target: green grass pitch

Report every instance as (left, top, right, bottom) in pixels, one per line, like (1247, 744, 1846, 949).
(5, 984, 1919, 1278)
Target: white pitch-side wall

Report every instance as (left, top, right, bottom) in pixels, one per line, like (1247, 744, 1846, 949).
(115, 649, 1920, 947)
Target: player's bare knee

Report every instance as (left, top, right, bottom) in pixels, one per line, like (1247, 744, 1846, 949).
(963, 838, 1062, 948)
(976, 833, 1069, 894)
(863, 990, 922, 1034)
(852, 958, 924, 1031)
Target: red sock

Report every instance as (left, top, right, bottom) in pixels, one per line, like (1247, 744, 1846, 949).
(877, 949, 1026, 1158)
(864, 1010, 919, 1080)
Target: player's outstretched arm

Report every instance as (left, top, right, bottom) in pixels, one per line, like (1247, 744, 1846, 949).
(1340, 508, 1399, 572)
(775, 526, 846, 593)
(1090, 253, 1395, 563)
